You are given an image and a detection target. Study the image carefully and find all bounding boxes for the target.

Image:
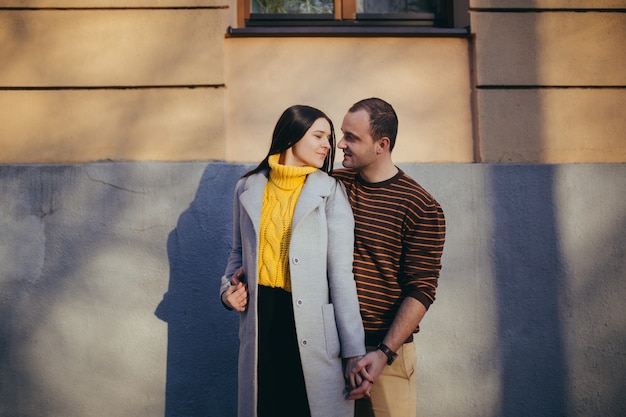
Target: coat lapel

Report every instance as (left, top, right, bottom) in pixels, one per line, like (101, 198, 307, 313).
(238, 172, 267, 236)
(292, 171, 330, 230)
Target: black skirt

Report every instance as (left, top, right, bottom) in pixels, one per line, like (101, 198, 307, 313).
(257, 285, 311, 417)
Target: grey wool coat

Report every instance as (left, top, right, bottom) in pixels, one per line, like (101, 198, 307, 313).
(221, 169, 365, 417)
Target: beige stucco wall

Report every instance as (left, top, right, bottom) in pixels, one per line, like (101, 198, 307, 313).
(477, 89, 626, 163)
(0, 5, 229, 163)
(471, 0, 625, 7)
(0, 89, 226, 163)
(224, 37, 474, 163)
(471, 1, 626, 163)
(0, 3, 474, 164)
(0, 0, 223, 6)
(1, 1, 624, 164)
(1, 9, 225, 86)
(472, 11, 626, 86)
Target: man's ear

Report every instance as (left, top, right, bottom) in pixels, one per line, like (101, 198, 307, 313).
(377, 137, 391, 153)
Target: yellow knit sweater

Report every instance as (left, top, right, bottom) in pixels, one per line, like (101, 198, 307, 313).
(258, 154, 316, 292)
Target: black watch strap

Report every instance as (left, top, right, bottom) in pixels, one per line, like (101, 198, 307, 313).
(377, 343, 398, 365)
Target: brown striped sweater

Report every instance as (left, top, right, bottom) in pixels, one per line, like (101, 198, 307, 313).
(333, 168, 446, 344)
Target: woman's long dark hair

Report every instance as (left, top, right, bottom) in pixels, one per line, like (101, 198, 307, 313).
(243, 105, 336, 177)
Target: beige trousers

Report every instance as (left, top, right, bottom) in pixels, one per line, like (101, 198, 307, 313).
(355, 341, 417, 417)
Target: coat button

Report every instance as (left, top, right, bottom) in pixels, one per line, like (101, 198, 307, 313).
(301, 339, 308, 347)
(292, 257, 300, 265)
(296, 299, 304, 307)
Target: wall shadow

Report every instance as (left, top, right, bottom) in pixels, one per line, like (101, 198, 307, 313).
(155, 162, 248, 417)
(489, 165, 569, 416)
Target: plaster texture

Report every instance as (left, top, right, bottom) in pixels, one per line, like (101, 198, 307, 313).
(470, 0, 625, 7)
(472, 11, 626, 86)
(477, 88, 626, 163)
(224, 37, 474, 163)
(3, 1, 223, 6)
(0, 88, 226, 163)
(0, 8, 228, 86)
(1, 162, 624, 417)
(470, 6, 626, 163)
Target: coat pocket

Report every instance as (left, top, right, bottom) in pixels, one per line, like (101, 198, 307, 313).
(322, 303, 341, 359)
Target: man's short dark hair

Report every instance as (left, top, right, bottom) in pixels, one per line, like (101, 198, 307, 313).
(349, 98, 398, 151)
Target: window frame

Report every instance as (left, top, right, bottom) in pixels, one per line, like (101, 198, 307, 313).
(236, 0, 456, 30)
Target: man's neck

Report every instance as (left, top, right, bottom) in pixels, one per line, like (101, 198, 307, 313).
(358, 161, 399, 184)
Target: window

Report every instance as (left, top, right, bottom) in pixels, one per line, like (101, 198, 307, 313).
(235, 0, 455, 29)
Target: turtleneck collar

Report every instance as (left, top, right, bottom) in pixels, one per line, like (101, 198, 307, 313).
(268, 153, 317, 190)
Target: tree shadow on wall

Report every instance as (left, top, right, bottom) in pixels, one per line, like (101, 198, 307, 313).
(155, 162, 249, 417)
(489, 165, 569, 417)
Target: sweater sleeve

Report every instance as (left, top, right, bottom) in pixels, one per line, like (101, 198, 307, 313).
(400, 196, 446, 310)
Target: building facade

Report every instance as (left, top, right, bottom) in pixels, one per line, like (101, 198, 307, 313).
(1, 1, 624, 416)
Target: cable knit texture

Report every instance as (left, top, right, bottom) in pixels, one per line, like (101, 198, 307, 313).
(258, 154, 316, 292)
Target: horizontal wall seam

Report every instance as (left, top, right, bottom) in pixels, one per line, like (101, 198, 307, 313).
(0, 7, 229, 11)
(470, 8, 626, 13)
(0, 85, 226, 90)
(478, 85, 626, 90)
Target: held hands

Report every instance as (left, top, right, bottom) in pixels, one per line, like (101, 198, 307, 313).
(221, 267, 248, 312)
(345, 350, 388, 400)
(344, 357, 364, 392)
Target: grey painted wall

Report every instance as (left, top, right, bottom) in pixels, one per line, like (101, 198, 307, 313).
(1, 162, 624, 417)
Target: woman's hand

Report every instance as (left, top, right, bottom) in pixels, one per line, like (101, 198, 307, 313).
(344, 355, 373, 400)
(221, 267, 248, 312)
(346, 350, 386, 400)
(344, 356, 363, 390)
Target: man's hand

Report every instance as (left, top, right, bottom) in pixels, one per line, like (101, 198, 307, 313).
(221, 267, 248, 312)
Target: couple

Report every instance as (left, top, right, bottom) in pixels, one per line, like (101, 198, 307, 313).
(220, 98, 446, 417)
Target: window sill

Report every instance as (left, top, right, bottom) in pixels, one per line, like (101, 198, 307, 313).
(226, 25, 470, 38)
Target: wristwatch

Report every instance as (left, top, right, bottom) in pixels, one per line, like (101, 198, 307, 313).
(377, 343, 398, 365)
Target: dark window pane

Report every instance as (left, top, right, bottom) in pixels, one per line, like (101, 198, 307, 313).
(251, 0, 334, 14)
(358, 0, 436, 14)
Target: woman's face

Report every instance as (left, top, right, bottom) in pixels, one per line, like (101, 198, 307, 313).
(282, 117, 332, 169)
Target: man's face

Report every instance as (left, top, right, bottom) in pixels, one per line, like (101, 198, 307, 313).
(338, 109, 378, 171)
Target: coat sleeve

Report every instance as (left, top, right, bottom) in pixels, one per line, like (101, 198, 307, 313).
(325, 179, 366, 358)
(220, 178, 245, 300)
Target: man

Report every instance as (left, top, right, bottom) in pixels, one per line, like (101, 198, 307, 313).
(333, 98, 446, 417)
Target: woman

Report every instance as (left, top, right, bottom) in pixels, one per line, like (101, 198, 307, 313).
(220, 105, 365, 417)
